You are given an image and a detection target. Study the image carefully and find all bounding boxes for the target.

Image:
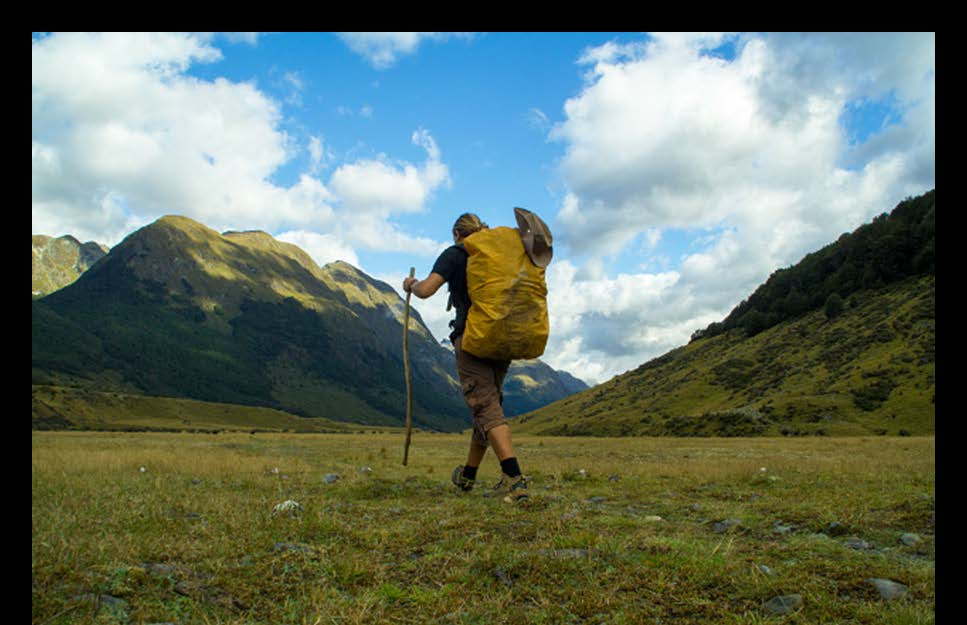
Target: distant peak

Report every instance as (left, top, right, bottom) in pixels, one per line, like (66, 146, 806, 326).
(324, 260, 365, 275)
(222, 229, 272, 239)
(155, 214, 203, 227)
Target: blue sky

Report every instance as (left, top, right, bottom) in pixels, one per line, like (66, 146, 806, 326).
(32, 32, 935, 384)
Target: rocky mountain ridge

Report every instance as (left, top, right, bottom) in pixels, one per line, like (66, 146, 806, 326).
(32, 234, 109, 297)
(32, 215, 586, 430)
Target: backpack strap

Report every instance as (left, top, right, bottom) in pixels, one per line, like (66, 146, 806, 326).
(445, 243, 465, 312)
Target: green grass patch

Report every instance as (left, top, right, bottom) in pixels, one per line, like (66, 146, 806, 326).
(33, 432, 934, 624)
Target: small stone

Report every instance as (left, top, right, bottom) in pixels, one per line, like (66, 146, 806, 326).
(763, 594, 802, 615)
(608, 474, 620, 482)
(98, 594, 129, 609)
(867, 578, 909, 600)
(643, 515, 664, 523)
(272, 500, 304, 516)
(272, 542, 310, 553)
(174, 581, 193, 596)
(827, 521, 847, 535)
(899, 532, 922, 546)
(587, 496, 607, 504)
(358, 466, 373, 474)
(141, 562, 177, 577)
(757, 564, 775, 576)
(714, 519, 741, 534)
(494, 567, 513, 587)
(537, 548, 592, 559)
(843, 537, 872, 550)
(324, 473, 341, 484)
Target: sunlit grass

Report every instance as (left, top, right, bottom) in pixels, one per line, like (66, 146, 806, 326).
(33, 432, 934, 624)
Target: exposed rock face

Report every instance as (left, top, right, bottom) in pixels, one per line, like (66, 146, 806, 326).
(32, 234, 109, 297)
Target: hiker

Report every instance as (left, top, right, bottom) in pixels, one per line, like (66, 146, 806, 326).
(403, 213, 529, 503)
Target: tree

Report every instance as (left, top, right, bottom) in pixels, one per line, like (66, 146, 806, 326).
(824, 293, 845, 320)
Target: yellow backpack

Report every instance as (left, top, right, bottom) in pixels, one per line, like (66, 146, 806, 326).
(460, 208, 551, 361)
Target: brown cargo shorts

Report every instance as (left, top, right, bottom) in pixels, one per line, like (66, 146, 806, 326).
(453, 335, 511, 448)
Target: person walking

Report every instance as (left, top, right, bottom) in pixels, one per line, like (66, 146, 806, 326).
(403, 213, 529, 503)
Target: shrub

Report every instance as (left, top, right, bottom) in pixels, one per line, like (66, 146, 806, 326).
(824, 293, 845, 319)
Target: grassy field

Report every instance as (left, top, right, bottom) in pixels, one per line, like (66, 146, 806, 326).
(32, 431, 934, 624)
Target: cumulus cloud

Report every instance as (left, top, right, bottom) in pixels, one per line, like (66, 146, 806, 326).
(276, 230, 359, 268)
(541, 32, 934, 384)
(32, 32, 450, 269)
(32, 32, 299, 241)
(219, 32, 262, 46)
(336, 32, 476, 70)
(329, 129, 450, 218)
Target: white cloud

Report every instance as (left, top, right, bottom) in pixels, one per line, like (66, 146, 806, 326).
(540, 258, 703, 383)
(276, 230, 359, 268)
(281, 71, 304, 107)
(527, 107, 551, 131)
(218, 32, 262, 46)
(542, 32, 934, 384)
(32, 32, 450, 268)
(31, 32, 304, 243)
(336, 32, 476, 70)
(307, 135, 334, 173)
(329, 128, 450, 218)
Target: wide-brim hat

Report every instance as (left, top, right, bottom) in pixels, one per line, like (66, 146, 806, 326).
(514, 207, 553, 268)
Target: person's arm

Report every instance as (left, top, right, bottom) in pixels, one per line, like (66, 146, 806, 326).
(403, 272, 446, 299)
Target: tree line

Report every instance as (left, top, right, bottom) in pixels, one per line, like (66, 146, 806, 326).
(692, 189, 935, 341)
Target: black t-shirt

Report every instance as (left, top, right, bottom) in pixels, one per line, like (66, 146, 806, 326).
(431, 244, 471, 341)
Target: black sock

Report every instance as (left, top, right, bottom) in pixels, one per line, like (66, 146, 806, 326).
(500, 457, 522, 478)
(462, 465, 478, 481)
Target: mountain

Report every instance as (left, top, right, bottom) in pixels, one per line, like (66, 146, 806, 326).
(32, 215, 586, 431)
(503, 359, 589, 416)
(515, 190, 936, 437)
(440, 338, 589, 416)
(695, 189, 935, 340)
(32, 234, 109, 298)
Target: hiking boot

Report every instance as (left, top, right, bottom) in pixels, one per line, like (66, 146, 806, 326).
(493, 473, 529, 503)
(451, 465, 474, 492)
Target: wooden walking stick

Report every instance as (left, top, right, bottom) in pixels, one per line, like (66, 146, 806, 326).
(402, 267, 415, 466)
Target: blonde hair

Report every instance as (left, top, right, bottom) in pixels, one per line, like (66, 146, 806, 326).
(453, 213, 488, 239)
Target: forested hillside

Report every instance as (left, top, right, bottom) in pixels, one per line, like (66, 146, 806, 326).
(694, 190, 934, 340)
(516, 190, 936, 437)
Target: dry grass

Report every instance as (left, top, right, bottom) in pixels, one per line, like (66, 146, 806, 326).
(32, 432, 934, 624)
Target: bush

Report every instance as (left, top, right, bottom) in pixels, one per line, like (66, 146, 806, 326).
(824, 293, 845, 319)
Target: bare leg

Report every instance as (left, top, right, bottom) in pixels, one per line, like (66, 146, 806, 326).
(466, 437, 487, 468)
(486, 423, 516, 462)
